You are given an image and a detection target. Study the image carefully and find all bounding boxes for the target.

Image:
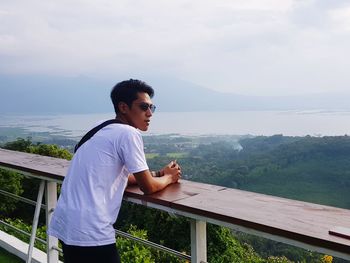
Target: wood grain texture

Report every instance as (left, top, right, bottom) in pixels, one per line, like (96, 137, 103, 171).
(0, 148, 68, 180)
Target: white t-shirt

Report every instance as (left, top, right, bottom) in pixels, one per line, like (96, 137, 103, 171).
(48, 123, 148, 246)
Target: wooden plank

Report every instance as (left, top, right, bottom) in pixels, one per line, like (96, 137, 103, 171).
(172, 188, 350, 254)
(125, 180, 225, 207)
(0, 149, 68, 181)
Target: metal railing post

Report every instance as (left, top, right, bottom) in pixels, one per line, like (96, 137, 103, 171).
(26, 180, 45, 263)
(190, 219, 207, 263)
(46, 181, 58, 263)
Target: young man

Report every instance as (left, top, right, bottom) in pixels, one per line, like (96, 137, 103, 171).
(48, 79, 181, 263)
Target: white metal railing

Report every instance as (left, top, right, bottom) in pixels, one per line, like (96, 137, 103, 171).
(0, 219, 47, 245)
(0, 176, 59, 263)
(0, 171, 195, 263)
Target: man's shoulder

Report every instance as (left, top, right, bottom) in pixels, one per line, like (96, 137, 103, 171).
(106, 123, 142, 141)
(94, 119, 136, 132)
(111, 123, 139, 133)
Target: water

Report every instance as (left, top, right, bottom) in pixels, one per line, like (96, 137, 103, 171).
(1, 110, 350, 138)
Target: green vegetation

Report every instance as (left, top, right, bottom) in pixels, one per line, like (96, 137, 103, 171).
(166, 152, 188, 158)
(0, 218, 47, 252)
(144, 134, 350, 262)
(0, 247, 24, 263)
(3, 137, 72, 160)
(1, 135, 349, 262)
(145, 135, 350, 209)
(145, 153, 159, 159)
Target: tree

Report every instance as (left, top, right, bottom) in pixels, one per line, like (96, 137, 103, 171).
(117, 225, 155, 263)
(0, 169, 23, 216)
(3, 137, 72, 160)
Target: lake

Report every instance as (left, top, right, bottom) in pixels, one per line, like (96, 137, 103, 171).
(1, 110, 350, 138)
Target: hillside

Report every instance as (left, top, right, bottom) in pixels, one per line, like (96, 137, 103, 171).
(145, 135, 350, 209)
(1, 74, 350, 114)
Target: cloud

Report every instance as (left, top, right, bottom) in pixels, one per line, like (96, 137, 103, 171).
(1, 0, 350, 95)
(329, 6, 350, 32)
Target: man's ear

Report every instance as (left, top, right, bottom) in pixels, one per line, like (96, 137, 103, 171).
(118, 102, 129, 114)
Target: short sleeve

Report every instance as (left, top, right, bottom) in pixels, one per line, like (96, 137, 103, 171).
(119, 129, 149, 174)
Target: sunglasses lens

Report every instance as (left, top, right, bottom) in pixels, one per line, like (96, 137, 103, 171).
(139, 103, 156, 113)
(140, 104, 149, 111)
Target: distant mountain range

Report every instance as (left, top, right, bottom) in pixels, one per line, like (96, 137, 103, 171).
(1, 74, 350, 114)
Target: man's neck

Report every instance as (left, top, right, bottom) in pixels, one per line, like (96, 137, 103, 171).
(115, 115, 130, 126)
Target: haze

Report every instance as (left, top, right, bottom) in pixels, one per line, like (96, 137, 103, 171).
(1, 0, 350, 96)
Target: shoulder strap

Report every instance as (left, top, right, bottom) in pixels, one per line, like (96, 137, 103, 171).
(74, 119, 123, 153)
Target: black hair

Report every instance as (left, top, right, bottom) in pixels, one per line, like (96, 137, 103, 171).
(110, 79, 154, 114)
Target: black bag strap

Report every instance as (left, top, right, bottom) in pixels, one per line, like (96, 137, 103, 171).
(74, 119, 123, 153)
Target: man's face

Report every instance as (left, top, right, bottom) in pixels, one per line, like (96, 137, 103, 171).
(124, 92, 154, 131)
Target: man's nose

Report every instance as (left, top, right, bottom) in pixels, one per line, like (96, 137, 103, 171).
(146, 108, 153, 116)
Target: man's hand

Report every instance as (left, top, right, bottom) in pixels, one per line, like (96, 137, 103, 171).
(132, 161, 182, 195)
(161, 160, 182, 183)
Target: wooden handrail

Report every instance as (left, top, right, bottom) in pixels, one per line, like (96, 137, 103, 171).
(1, 148, 350, 260)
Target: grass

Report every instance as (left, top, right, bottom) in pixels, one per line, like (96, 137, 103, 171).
(145, 153, 159, 159)
(145, 152, 189, 160)
(0, 247, 24, 263)
(166, 152, 188, 158)
(244, 176, 350, 209)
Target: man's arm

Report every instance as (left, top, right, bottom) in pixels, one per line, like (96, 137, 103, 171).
(132, 161, 181, 194)
(128, 174, 137, 185)
(127, 172, 162, 186)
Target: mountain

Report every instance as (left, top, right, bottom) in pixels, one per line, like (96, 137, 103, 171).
(1, 74, 349, 114)
(0, 74, 114, 114)
(149, 77, 350, 112)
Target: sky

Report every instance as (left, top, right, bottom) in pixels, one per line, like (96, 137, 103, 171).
(1, 0, 350, 96)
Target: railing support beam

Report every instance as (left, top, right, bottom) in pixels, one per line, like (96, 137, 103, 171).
(46, 181, 58, 263)
(26, 180, 45, 263)
(191, 219, 207, 263)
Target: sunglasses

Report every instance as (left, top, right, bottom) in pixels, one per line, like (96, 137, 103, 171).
(138, 102, 156, 113)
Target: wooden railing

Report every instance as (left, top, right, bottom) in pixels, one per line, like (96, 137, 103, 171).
(1, 148, 350, 263)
